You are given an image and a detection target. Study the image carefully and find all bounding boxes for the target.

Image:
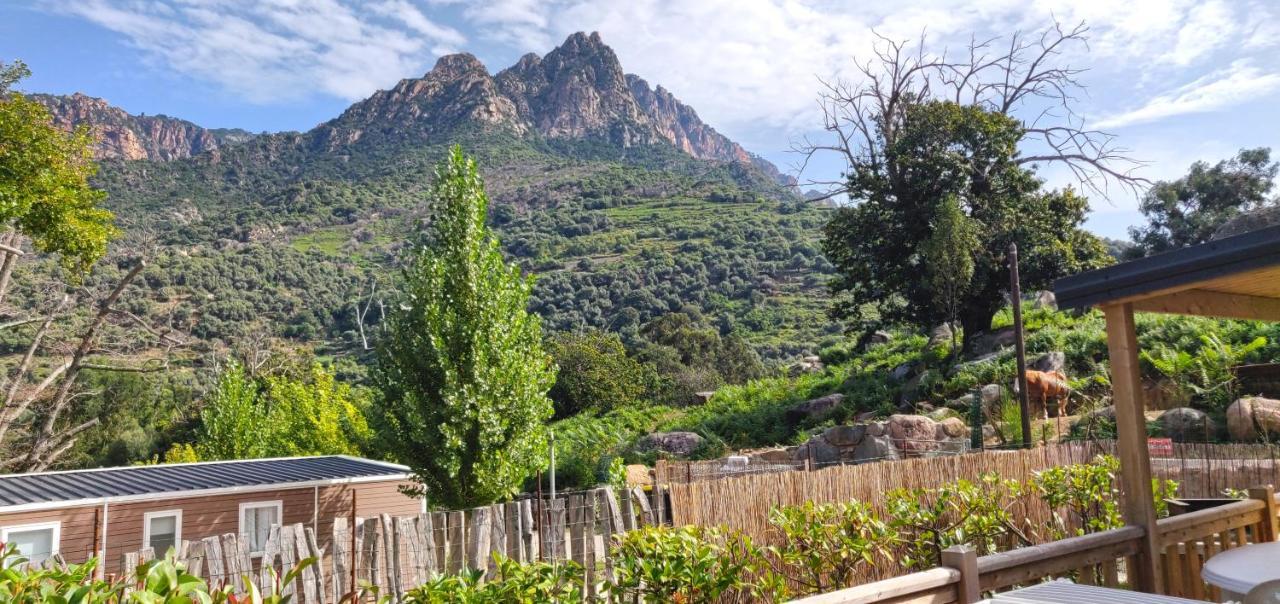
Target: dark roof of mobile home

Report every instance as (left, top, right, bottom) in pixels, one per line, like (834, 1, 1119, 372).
(0, 455, 408, 509)
(1054, 225, 1280, 311)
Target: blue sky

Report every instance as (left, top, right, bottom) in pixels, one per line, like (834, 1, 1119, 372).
(3, 1, 1279, 241)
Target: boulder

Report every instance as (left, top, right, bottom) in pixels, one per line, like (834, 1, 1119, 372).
(869, 330, 893, 345)
(1072, 405, 1116, 435)
(822, 424, 867, 447)
(1227, 398, 1256, 440)
(967, 327, 1017, 357)
(888, 414, 939, 455)
(890, 362, 916, 382)
(946, 395, 973, 411)
(853, 434, 898, 463)
(1033, 290, 1058, 310)
(785, 393, 844, 425)
(981, 384, 1005, 405)
(950, 351, 1006, 375)
(928, 323, 954, 348)
(792, 435, 841, 465)
(635, 431, 705, 457)
(928, 408, 957, 422)
(939, 417, 969, 438)
(1161, 407, 1212, 442)
(1031, 351, 1066, 373)
(900, 369, 933, 404)
(748, 448, 794, 464)
(692, 391, 715, 405)
(867, 421, 887, 437)
(1227, 397, 1280, 441)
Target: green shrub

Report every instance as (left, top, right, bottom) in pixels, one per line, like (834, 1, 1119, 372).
(767, 500, 894, 597)
(606, 526, 766, 604)
(405, 557, 582, 603)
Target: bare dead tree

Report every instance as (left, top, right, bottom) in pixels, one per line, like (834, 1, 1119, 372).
(353, 279, 379, 350)
(0, 258, 188, 471)
(792, 20, 1148, 201)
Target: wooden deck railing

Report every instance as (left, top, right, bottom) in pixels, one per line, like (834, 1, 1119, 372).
(791, 486, 1279, 604)
(1157, 486, 1278, 601)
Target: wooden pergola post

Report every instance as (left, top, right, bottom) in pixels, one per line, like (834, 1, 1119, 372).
(1102, 302, 1162, 594)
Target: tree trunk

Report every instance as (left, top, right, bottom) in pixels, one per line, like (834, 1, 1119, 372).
(958, 307, 997, 355)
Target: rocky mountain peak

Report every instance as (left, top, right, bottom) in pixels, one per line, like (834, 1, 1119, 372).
(37, 31, 793, 185)
(427, 53, 489, 82)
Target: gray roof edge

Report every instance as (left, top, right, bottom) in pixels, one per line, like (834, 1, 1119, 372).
(1054, 225, 1280, 310)
(0, 454, 405, 481)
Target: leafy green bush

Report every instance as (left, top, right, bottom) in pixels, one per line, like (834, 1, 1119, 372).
(606, 526, 767, 604)
(405, 557, 582, 603)
(0, 544, 319, 603)
(767, 500, 893, 596)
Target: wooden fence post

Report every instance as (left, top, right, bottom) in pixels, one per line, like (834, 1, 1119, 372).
(1250, 486, 1278, 542)
(941, 545, 980, 604)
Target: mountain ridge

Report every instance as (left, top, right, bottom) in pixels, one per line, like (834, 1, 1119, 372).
(37, 32, 794, 186)
(33, 92, 256, 161)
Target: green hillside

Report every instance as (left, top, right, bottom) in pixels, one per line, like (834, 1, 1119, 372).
(77, 129, 834, 360)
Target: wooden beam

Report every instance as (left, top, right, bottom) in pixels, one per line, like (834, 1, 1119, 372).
(1131, 289, 1280, 322)
(1103, 303, 1162, 594)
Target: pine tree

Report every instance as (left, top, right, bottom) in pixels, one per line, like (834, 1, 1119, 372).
(373, 146, 556, 508)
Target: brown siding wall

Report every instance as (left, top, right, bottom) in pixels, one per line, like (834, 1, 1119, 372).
(0, 478, 421, 571)
(0, 505, 99, 564)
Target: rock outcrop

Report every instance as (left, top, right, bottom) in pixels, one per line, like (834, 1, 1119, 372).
(1161, 407, 1212, 442)
(785, 393, 844, 425)
(789, 415, 968, 466)
(1227, 397, 1280, 441)
(34, 93, 253, 161)
(635, 431, 705, 456)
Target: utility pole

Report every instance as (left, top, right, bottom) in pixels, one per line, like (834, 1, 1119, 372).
(1009, 243, 1032, 447)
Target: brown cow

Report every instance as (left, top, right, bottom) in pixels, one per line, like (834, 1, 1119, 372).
(1023, 370, 1071, 419)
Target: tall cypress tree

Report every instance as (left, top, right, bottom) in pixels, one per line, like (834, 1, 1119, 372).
(373, 146, 556, 508)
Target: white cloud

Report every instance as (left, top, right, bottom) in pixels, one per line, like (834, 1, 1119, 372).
(48, 0, 467, 102)
(1094, 60, 1280, 129)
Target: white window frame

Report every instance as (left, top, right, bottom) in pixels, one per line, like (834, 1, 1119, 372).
(0, 521, 61, 562)
(238, 500, 283, 556)
(142, 509, 182, 553)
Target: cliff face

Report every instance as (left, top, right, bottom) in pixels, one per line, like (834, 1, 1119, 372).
(315, 31, 793, 184)
(34, 93, 253, 161)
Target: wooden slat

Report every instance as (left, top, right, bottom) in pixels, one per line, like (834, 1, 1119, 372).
(296, 524, 319, 604)
(446, 510, 464, 574)
(786, 567, 960, 604)
(418, 513, 439, 577)
(467, 506, 491, 573)
(304, 527, 327, 604)
(520, 500, 536, 562)
(1162, 543, 1182, 597)
(1132, 289, 1280, 322)
(504, 501, 522, 562)
(489, 504, 507, 566)
(279, 524, 298, 600)
(1185, 541, 1205, 600)
(332, 518, 350, 599)
(259, 526, 281, 594)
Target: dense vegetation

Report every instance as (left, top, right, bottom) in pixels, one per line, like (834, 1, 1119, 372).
(547, 302, 1280, 488)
